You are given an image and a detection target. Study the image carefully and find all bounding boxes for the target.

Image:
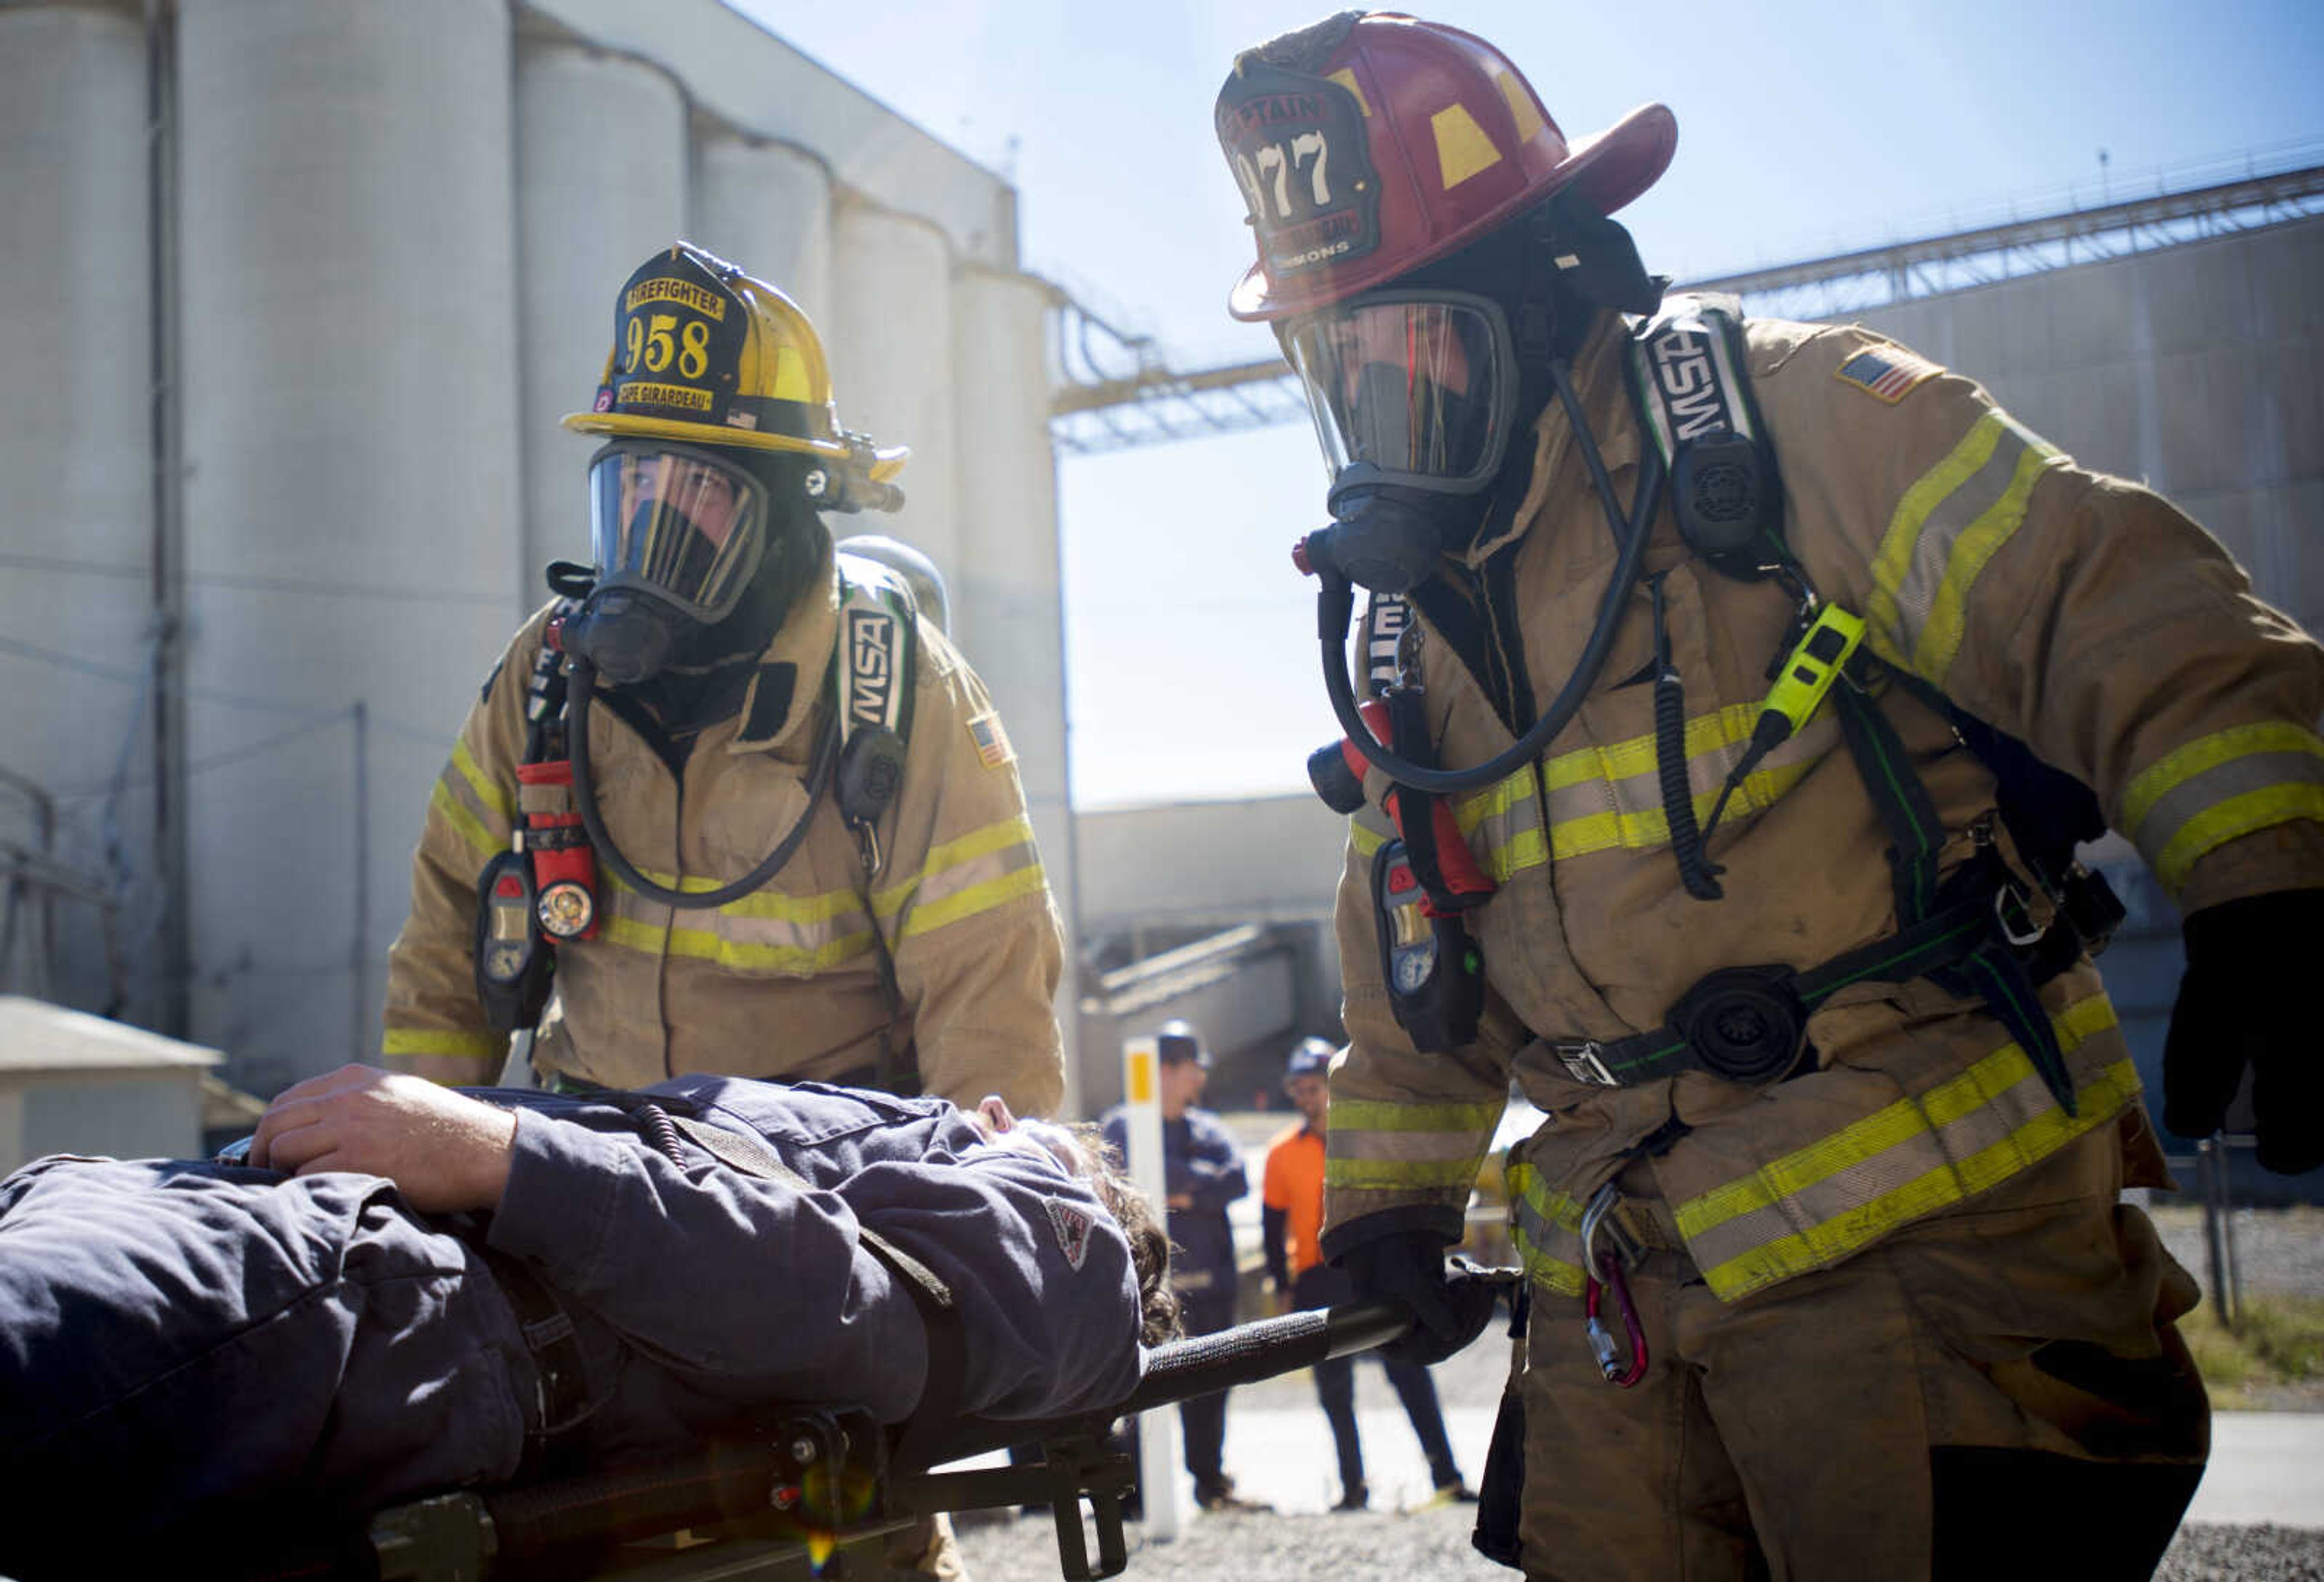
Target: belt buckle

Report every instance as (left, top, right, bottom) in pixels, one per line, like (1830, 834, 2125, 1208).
(1993, 880, 2045, 948)
(1555, 1038, 1618, 1088)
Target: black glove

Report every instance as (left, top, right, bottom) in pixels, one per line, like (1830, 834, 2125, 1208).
(2163, 888, 2324, 1176)
(1338, 1230, 1500, 1366)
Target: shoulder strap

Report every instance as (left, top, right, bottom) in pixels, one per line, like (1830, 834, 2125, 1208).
(1623, 292, 1788, 581)
(830, 556, 922, 1092)
(525, 596, 584, 764)
(833, 553, 921, 755)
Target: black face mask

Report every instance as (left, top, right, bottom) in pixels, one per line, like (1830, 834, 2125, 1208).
(560, 485, 822, 694)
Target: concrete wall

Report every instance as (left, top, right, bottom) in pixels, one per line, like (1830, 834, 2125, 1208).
(1077, 794, 1348, 936)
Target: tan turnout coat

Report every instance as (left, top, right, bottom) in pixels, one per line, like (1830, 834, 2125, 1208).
(1324, 310, 2324, 1302)
(382, 540, 1067, 1115)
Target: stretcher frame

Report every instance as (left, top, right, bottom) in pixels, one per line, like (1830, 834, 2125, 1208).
(228, 1290, 1494, 1582)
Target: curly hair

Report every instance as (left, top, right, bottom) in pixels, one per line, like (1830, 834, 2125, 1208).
(1061, 1124, 1183, 1348)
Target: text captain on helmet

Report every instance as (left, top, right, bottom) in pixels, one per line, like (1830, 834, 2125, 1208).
(1216, 13, 2323, 1581)
(381, 243, 1066, 1118)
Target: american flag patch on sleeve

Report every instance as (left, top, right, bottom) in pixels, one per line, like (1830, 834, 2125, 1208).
(1835, 344, 1943, 404)
(967, 709, 1015, 769)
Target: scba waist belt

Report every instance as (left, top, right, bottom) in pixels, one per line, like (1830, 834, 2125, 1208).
(1551, 863, 2073, 1091)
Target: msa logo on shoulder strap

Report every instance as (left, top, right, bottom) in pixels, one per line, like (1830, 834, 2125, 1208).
(1624, 293, 1786, 581)
(833, 556, 922, 875)
(1365, 591, 1411, 694)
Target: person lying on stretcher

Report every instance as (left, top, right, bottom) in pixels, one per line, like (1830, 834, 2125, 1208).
(0, 1066, 1179, 1571)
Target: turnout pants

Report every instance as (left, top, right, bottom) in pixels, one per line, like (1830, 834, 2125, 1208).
(1511, 1120, 2208, 1582)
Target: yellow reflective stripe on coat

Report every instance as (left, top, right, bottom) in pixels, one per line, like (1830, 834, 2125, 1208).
(1864, 409, 2063, 685)
(1348, 806, 1393, 860)
(1452, 769, 1545, 882)
(875, 814, 1048, 942)
(596, 865, 879, 976)
(1674, 992, 2132, 1301)
(430, 741, 514, 861)
(1538, 704, 1836, 862)
(1356, 707, 1836, 881)
(1324, 1097, 1503, 1192)
(2121, 722, 2324, 894)
(382, 1026, 507, 1060)
(1437, 708, 1834, 881)
(1506, 1161, 1587, 1296)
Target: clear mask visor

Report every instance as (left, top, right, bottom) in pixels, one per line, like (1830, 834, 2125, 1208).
(586, 443, 770, 622)
(1282, 294, 1515, 493)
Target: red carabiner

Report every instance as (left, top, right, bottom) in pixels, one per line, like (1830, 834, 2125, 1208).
(1584, 1255, 1649, 1388)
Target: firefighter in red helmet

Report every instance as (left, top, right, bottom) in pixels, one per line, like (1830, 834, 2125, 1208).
(1217, 13, 2324, 1580)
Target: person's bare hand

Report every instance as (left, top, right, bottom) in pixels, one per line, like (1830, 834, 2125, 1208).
(249, 1064, 517, 1213)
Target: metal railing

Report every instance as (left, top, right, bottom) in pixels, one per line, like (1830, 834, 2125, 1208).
(2165, 1134, 2256, 1333)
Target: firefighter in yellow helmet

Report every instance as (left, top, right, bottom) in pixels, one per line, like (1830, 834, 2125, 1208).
(382, 241, 1065, 1119)
(1216, 13, 2324, 1580)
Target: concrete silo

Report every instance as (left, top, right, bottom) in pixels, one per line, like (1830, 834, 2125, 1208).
(174, 0, 521, 1090)
(691, 132, 835, 333)
(514, 35, 689, 586)
(953, 264, 1083, 1108)
(830, 200, 962, 574)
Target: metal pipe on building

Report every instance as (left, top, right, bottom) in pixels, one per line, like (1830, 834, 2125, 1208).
(176, 0, 522, 1089)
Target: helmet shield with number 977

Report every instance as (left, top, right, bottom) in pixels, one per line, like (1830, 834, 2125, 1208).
(1218, 52, 1382, 297)
(1216, 13, 1676, 323)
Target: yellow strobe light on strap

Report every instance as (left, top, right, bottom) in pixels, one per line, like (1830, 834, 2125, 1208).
(1761, 603, 1866, 740)
(1702, 603, 1868, 841)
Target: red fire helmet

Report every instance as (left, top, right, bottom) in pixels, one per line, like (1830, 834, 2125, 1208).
(1216, 12, 1677, 322)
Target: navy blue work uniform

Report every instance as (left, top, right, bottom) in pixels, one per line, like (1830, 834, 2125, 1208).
(0, 1079, 1142, 1564)
(1101, 1102, 1247, 1500)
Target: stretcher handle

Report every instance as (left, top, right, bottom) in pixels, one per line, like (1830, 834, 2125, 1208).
(904, 1283, 1508, 1472)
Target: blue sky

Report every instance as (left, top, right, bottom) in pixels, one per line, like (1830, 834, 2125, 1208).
(734, 1, 2324, 806)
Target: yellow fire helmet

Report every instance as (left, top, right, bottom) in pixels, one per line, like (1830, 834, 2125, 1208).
(563, 242, 908, 513)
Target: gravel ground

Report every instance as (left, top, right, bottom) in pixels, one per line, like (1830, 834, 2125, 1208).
(957, 1507, 2324, 1581)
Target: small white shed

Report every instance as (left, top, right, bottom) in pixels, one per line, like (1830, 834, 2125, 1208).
(0, 997, 220, 1173)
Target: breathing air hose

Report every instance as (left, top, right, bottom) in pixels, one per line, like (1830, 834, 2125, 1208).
(565, 655, 839, 908)
(1316, 370, 1669, 798)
